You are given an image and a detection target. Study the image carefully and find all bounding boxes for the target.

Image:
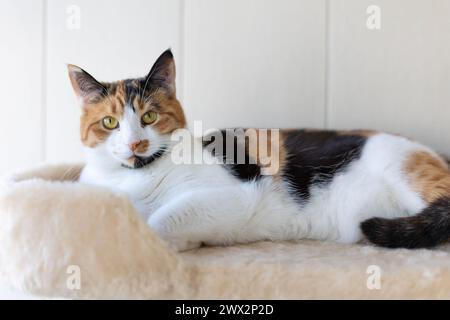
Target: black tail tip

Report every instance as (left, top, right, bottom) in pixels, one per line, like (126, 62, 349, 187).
(361, 217, 442, 249)
(362, 198, 450, 249)
(360, 217, 398, 248)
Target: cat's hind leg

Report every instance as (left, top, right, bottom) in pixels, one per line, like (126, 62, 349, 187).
(361, 150, 450, 248)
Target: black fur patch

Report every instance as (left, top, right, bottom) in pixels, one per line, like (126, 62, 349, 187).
(121, 77, 161, 111)
(361, 197, 450, 248)
(134, 148, 166, 168)
(203, 129, 262, 181)
(282, 130, 367, 200)
(123, 79, 146, 111)
(122, 147, 167, 169)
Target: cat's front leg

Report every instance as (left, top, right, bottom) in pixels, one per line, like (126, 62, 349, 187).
(147, 186, 256, 251)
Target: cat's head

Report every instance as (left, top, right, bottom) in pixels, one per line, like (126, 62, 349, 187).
(68, 49, 186, 169)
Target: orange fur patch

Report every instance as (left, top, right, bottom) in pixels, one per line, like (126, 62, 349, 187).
(405, 151, 450, 203)
(150, 92, 186, 134)
(80, 100, 117, 147)
(135, 139, 149, 154)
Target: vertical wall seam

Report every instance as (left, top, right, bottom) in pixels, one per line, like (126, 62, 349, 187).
(40, 0, 48, 162)
(324, 0, 331, 129)
(179, 0, 186, 104)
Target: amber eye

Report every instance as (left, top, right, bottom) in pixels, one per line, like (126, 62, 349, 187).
(142, 111, 158, 125)
(102, 116, 119, 130)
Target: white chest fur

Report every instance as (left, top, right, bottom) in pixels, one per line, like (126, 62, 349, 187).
(80, 151, 239, 220)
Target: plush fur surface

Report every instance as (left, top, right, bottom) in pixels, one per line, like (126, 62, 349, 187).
(1, 164, 450, 299)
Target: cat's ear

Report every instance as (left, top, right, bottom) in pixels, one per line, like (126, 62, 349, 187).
(146, 49, 176, 97)
(67, 64, 107, 104)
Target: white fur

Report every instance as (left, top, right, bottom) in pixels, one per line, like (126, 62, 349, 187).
(81, 132, 433, 251)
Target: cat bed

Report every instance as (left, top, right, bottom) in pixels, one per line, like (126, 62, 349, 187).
(1, 164, 450, 299)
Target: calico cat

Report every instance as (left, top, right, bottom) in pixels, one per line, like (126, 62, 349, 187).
(69, 49, 450, 251)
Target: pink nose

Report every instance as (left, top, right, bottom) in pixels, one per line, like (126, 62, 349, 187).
(129, 140, 142, 152)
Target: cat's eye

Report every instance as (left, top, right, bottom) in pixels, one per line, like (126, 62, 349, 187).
(102, 116, 119, 130)
(142, 111, 158, 125)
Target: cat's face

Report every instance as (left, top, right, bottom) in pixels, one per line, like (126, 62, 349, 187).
(68, 50, 186, 168)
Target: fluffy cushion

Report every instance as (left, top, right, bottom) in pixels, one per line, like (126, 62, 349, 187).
(1, 164, 450, 299)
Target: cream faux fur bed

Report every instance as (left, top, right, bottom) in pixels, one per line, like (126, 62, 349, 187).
(1, 163, 450, 299)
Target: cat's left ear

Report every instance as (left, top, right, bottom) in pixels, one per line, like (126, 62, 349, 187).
(146, 49, 176, 97)
(67, 64, 107, 104)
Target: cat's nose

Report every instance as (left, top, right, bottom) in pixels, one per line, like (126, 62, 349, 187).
(128, 140, 142, 152)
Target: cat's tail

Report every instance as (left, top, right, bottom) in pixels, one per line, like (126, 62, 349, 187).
(361, 197, 450, 248)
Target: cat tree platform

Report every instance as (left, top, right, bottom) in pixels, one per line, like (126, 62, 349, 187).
(0, 164, 450, 299)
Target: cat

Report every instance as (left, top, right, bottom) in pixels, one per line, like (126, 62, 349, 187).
(68, 49, 450, 251)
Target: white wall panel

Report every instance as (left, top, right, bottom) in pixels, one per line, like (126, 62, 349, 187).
(184, 0, 326, 130)
(329, 0, 450, 154)
(0, 0, 43, 174)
